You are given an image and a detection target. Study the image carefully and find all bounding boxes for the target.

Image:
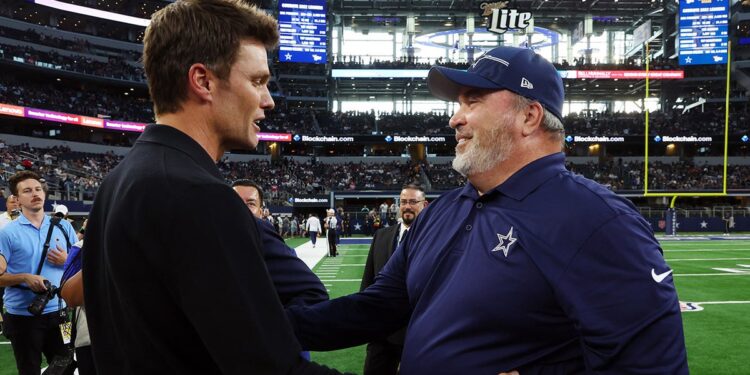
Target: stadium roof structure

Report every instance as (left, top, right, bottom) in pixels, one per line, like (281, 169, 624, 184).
(330, 0, 673, 33)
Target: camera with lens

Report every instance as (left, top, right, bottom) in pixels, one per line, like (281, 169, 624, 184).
(28, 280, 60, 316)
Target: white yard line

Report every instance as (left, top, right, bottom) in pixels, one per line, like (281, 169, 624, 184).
(694, 301, 750, 305)
(674, 273, 750, 277)
(668, 257, 750, 261)
(665, 248, 750, 252)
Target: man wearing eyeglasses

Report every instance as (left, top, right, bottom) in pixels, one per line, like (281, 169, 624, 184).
(360, 183, 425, 375)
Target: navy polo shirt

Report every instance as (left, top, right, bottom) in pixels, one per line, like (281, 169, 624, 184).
(289, 152, 688, 374)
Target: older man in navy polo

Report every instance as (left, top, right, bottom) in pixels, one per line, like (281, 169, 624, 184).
(287, 46, 688, 374)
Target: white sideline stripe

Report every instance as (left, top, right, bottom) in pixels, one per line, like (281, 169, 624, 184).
(666, 242, 750, 245)
(0, 341, 10, 345)
(319, 279, 364, 282)
(674, 273, 750, 277)
(294, 240, 329, 269)
(695, 301, 750, 305)
(665, 248, 750, 252)
(668, 257, 750, 261)
(335, 264, 366, 266)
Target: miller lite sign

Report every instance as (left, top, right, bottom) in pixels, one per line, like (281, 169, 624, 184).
(480, 1, 532, 35)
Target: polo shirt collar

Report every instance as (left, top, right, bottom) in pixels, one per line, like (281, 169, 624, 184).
(17, 213, 49, 227)
(459, 152, 566, 201)
(137, 124, 223, 180)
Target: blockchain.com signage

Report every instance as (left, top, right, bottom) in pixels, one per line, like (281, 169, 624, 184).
(678, 0, 729, 66)
(291, 195, 330, 208)
(480, 1, 532, 35)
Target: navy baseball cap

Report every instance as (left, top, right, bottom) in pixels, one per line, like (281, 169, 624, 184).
(428, 46, 564, 121)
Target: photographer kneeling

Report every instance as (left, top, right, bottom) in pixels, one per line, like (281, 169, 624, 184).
(0, 171, 77, 375)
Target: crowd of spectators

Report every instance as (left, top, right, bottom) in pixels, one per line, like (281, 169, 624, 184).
(3, 139, 748, 207)
(0, 26, 142, 62)
(316, 111, 375, 134)
(221, 158, 422, 202)
(261, 107, 319, 135)
(2, 73, 748, 137)
(0, 42, 145, 82)
(564, 108, 750, 136)
(421, 161, 466, 190)
(330, 54, 726, 77)
(332, 55, 470, 70)
(0, 141, 117, 200)
(0, 0, 144, 42)
(567, 159, 750, 191)
(0, 3, 733, 82)
(0, 140, 426, 205)
(0, 76, 154, 123)
(376, 112, 450, 135)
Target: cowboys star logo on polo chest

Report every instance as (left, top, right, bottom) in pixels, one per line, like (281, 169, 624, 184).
(491, 227, 517, 257)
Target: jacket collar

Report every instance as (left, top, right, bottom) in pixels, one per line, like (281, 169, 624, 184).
(136, 124, 223, 180)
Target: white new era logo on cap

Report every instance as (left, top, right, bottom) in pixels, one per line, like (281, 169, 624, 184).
(520, 77, 534, 89)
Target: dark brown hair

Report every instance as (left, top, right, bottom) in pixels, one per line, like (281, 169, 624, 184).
(143, 0, 279, 115)
(9, 171, 46, 196)
(231, 179, 264, 206)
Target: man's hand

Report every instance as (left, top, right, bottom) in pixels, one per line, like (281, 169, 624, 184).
(47, 243, 68, 266)
(24, 274, 48, 292)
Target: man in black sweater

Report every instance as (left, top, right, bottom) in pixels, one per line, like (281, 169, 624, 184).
(82, 1, 342, 373)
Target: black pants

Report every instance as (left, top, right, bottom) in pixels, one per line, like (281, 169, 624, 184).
(363, 340, 402, 375)
(3, 312, 67, 375)
(327, 229, 337, 257)
(76, 345, 97, 375)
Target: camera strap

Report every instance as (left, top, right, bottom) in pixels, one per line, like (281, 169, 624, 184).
(12, 217, 63, 291)
(36, 217, 63, 275)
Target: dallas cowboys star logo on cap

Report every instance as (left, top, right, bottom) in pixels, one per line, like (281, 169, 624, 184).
(491, 227, 517, 257)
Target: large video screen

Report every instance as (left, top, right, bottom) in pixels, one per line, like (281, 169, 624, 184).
(278, 0, 327, 64)
(678, 0, 728, 66)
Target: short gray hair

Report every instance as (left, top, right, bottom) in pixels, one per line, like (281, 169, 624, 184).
(512, 95, 565, 139)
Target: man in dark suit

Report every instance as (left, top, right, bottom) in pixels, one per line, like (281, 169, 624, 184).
(360, 184, 426, 375)
(82, 1, 341, 373)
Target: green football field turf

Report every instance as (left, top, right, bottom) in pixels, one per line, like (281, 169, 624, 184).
(1, 238, 748, 374)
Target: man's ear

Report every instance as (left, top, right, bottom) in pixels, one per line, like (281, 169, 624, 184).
(187, 63, 213, 103)
(520, 101, 545, 137)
